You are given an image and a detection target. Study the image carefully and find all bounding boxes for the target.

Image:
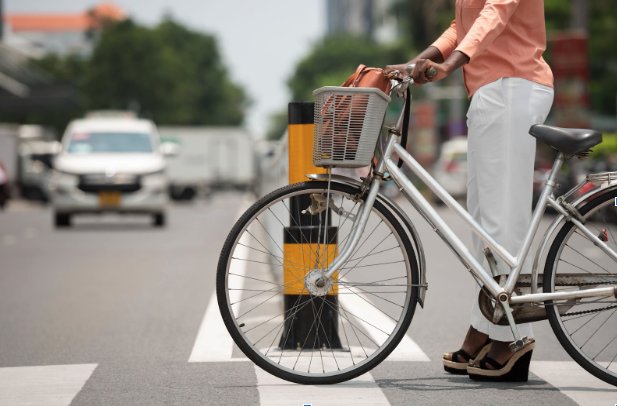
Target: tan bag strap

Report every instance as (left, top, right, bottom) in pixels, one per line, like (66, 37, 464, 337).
(341, 64, 367, 88)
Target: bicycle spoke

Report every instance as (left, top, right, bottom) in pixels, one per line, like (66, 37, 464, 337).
(579, 308, 617, 350)
(337, 283, 405, 308)
(339, 231, 393, 280)
(220, 186, 413, 380)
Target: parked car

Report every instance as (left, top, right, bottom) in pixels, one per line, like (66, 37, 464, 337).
(50, 113, 171, 227)
(432, 137, 468, 205)
(20, 140, 60, 202)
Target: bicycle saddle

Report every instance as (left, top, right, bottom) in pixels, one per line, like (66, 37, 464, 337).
(529, 124, 602, 155)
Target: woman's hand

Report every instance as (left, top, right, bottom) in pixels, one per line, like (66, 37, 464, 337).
(384, 63, 413, 78)
(412, 51, 470, 86)
(411, 59, 449, 85)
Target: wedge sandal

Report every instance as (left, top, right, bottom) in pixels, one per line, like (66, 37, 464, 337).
(442, 339, 492, 375)
(467, 341, 535, 382)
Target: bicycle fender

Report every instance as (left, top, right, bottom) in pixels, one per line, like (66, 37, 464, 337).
(306, 173, 427, 307)
(532, 181, 617, 294)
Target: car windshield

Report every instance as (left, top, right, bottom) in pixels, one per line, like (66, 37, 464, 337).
(67, 132, 153, 154)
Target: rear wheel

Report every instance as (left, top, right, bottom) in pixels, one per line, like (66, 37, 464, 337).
(217, 181, 419, 384)
(544, 189, 617, 386)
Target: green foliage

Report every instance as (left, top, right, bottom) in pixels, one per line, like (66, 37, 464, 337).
(590, 132, 617, 159)
(288, 35, 409, 103)
(266, 35, 409, 140)
(390, 0, 454, 50)
(265, 110, 288, 141)
(83, 18, 247, 125)
(544, 0, 571, 31)
(35, 54, 88, 84)
(393, 0, 617, 117)
(587, 1, 617, 116)
(6, 17, 247, 133)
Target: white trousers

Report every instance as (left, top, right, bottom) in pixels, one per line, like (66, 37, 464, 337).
(467, 77, 554, 341)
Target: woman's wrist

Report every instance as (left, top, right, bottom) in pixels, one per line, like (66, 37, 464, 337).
(442, 51, 470, 75)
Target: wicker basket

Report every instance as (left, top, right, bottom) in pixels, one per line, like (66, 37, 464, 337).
(313, 86, 390, 168)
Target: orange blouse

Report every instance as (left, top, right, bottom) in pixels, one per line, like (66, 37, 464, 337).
(431, 0, 554, 97)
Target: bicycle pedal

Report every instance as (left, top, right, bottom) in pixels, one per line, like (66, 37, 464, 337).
(509, 336, 532, 352)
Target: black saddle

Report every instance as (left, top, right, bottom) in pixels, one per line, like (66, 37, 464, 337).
(529, 125, 602, 155)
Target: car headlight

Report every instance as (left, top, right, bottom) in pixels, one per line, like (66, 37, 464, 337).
(50, 170, 79, 193)
(142, 170, 167, 192)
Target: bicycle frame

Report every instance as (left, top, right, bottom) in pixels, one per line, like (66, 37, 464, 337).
(322, 104, 617, 317)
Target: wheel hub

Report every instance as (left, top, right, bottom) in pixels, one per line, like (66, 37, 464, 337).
(304, 269, 333, 296)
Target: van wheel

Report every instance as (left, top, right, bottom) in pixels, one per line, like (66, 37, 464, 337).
(153, 213, 165, 227)
(55, 212, 71, 228)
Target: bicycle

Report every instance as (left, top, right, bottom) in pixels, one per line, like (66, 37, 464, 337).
(217, 65, 617, 385)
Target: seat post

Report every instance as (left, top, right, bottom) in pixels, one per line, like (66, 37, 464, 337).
(547, 153, 565, 187)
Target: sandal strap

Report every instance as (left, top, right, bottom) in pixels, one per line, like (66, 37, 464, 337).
(451, 349, 473, 363)
(479, 356, 505, 370)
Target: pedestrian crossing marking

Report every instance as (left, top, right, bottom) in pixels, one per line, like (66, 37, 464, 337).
(0, 363, 97, 406)
(530, 361, 617, 406)
(254, 365, 390, 405)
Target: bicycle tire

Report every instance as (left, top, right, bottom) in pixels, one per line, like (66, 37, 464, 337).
(544, 188, 617, 387)
(216, 181, 419, 384)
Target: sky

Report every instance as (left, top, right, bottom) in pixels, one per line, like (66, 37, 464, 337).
(5, 0, 325, 135)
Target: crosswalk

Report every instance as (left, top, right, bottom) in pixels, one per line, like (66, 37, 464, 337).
(0, 364, 97, 406)
(530, 361, 617, 406)
(254, 367, 390, 406)
(183, 203, 617, 406)
(2, 198, 617, 405)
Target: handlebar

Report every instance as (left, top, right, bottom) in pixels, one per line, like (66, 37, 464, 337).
(406, 64, 438, 79)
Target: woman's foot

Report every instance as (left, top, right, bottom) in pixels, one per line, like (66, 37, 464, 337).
(469, 339, 535, 369)
(443, 326, 489, 363)
(467, 340, 535, 382)
(443, 326, 491, 374)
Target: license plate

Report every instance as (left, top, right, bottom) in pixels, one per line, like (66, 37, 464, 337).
(98, 191, 121, 207)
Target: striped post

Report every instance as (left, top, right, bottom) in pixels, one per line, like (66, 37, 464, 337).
(278, 102, 342, 350)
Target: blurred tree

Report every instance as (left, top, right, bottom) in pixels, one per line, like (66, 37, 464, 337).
(83, 18, 247, 125)
(262, 35, 408, 140)
(0, 55, 87, 134)
(288, 35, 409, 103)
(586, 1, 617, 117)
(590, 132, 617, 159)
(265, 110, 288, 141)
(390, 0, 454, 51)
(392, 0, 617, 117)
(2, 17, 247, 134)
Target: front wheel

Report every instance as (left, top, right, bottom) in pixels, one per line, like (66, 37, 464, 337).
(544, 189, 617, 386)
(216, 181, 419, 384)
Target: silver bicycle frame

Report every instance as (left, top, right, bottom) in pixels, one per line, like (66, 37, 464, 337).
(324, 113, 617, 307)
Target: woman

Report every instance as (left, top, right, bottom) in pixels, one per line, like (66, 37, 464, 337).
(386, 0, 554, 382)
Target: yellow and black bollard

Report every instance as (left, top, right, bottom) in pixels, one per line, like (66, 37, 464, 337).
(278, 102, 342, 350)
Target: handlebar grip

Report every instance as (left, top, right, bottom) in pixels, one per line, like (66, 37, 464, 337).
(406, 64, 438, 79)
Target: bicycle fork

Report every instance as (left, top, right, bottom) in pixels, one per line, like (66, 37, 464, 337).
(323, 176, 382, 279)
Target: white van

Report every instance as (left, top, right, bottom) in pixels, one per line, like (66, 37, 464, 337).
(50, 114, 169, 227)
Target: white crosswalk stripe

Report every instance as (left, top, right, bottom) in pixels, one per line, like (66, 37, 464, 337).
(188, 200, 252, 363)
(338, 277, 430, 362)
(0, 364, 97, 406)
(530, 361, 617, 406)
(254, 365, 390, 406)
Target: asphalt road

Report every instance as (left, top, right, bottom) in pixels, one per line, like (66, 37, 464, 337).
(0, 192, 615, 405)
